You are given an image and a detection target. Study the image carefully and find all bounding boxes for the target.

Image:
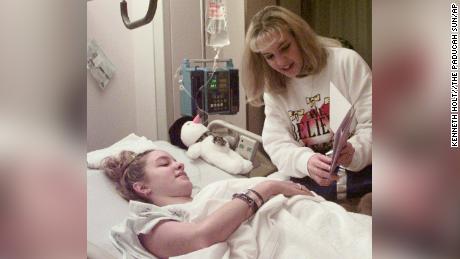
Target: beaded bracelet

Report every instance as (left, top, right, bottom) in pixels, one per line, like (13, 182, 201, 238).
(232, 193, 259, 213)
(247, 189, 264, 206)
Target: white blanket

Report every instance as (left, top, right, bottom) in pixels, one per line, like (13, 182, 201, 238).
(112, 178, 371, 259)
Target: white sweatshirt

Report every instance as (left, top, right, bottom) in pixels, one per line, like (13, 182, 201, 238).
(262, 47, 372, 179)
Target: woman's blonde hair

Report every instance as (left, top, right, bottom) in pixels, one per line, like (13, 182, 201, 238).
(242, 6, 329, 106)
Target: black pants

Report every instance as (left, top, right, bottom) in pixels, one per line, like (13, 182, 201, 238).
(291, 165, 372, 201)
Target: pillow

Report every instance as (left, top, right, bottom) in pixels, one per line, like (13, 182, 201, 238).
(87, 134, 242, 194)
(87, 169, 128, 258)
(87, 134, 157, 169)
(87, 134, 206, 194)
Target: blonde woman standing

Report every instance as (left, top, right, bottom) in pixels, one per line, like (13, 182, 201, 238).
(241, 6, 372, 200)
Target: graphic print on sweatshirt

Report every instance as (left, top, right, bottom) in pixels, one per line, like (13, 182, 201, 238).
(288, 94, 333, 154)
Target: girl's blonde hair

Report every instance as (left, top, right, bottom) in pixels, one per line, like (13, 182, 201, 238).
(102, 150, 154, 202)
(242, 6, 330, 106)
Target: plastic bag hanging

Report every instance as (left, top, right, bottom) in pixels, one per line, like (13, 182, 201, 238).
(206, 0, 230, 48)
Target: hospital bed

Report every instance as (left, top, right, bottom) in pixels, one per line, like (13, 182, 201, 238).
(87, 121, 276, 258)
(87, 120, 368, 258)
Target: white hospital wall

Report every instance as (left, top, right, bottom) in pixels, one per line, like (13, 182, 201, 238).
(87, 0, 158, 151)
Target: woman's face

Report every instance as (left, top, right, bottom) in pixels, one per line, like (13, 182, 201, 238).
(259, 31, 304, 78)
(141, 150, 192, 199)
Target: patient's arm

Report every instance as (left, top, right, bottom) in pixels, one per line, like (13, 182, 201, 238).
(140, 199, 255, 258)
(140, 180, 312, 258)
(139, 220, 208, 258)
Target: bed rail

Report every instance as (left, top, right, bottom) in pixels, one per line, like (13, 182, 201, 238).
(208, 120, 262, 143)
(207, 120, 277, 177)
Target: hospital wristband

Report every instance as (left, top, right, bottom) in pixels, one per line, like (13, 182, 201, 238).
(247, 189, 264, 206)
(232, 193, 259, 213)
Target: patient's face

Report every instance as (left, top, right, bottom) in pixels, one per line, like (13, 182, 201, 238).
(142, 150, 193, 198)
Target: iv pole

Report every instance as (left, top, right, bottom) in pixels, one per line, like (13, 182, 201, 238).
(200, 0, 207, 60)
(198, 0, 208, 123)
(195, 0, 233, 123)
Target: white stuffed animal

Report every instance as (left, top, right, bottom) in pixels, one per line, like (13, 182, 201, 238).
(180, 115, 253, 175)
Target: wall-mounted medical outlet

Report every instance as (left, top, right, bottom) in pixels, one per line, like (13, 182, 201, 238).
(87, 39, 116, 90)
(236, 135, 258, 162)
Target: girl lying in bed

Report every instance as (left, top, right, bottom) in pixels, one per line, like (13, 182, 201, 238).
(103, 149, 371, 259)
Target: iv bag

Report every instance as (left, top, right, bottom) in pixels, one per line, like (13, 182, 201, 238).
(206, 0, 230, 48)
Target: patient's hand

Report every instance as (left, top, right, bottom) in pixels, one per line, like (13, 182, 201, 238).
(252, 180, 313, 202)
(272, 180, 314, 197)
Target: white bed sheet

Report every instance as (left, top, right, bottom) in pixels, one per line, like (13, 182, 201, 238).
(87, 134, 240, 258)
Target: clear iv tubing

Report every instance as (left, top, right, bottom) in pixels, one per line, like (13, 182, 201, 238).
(176, 48, 222, 125)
